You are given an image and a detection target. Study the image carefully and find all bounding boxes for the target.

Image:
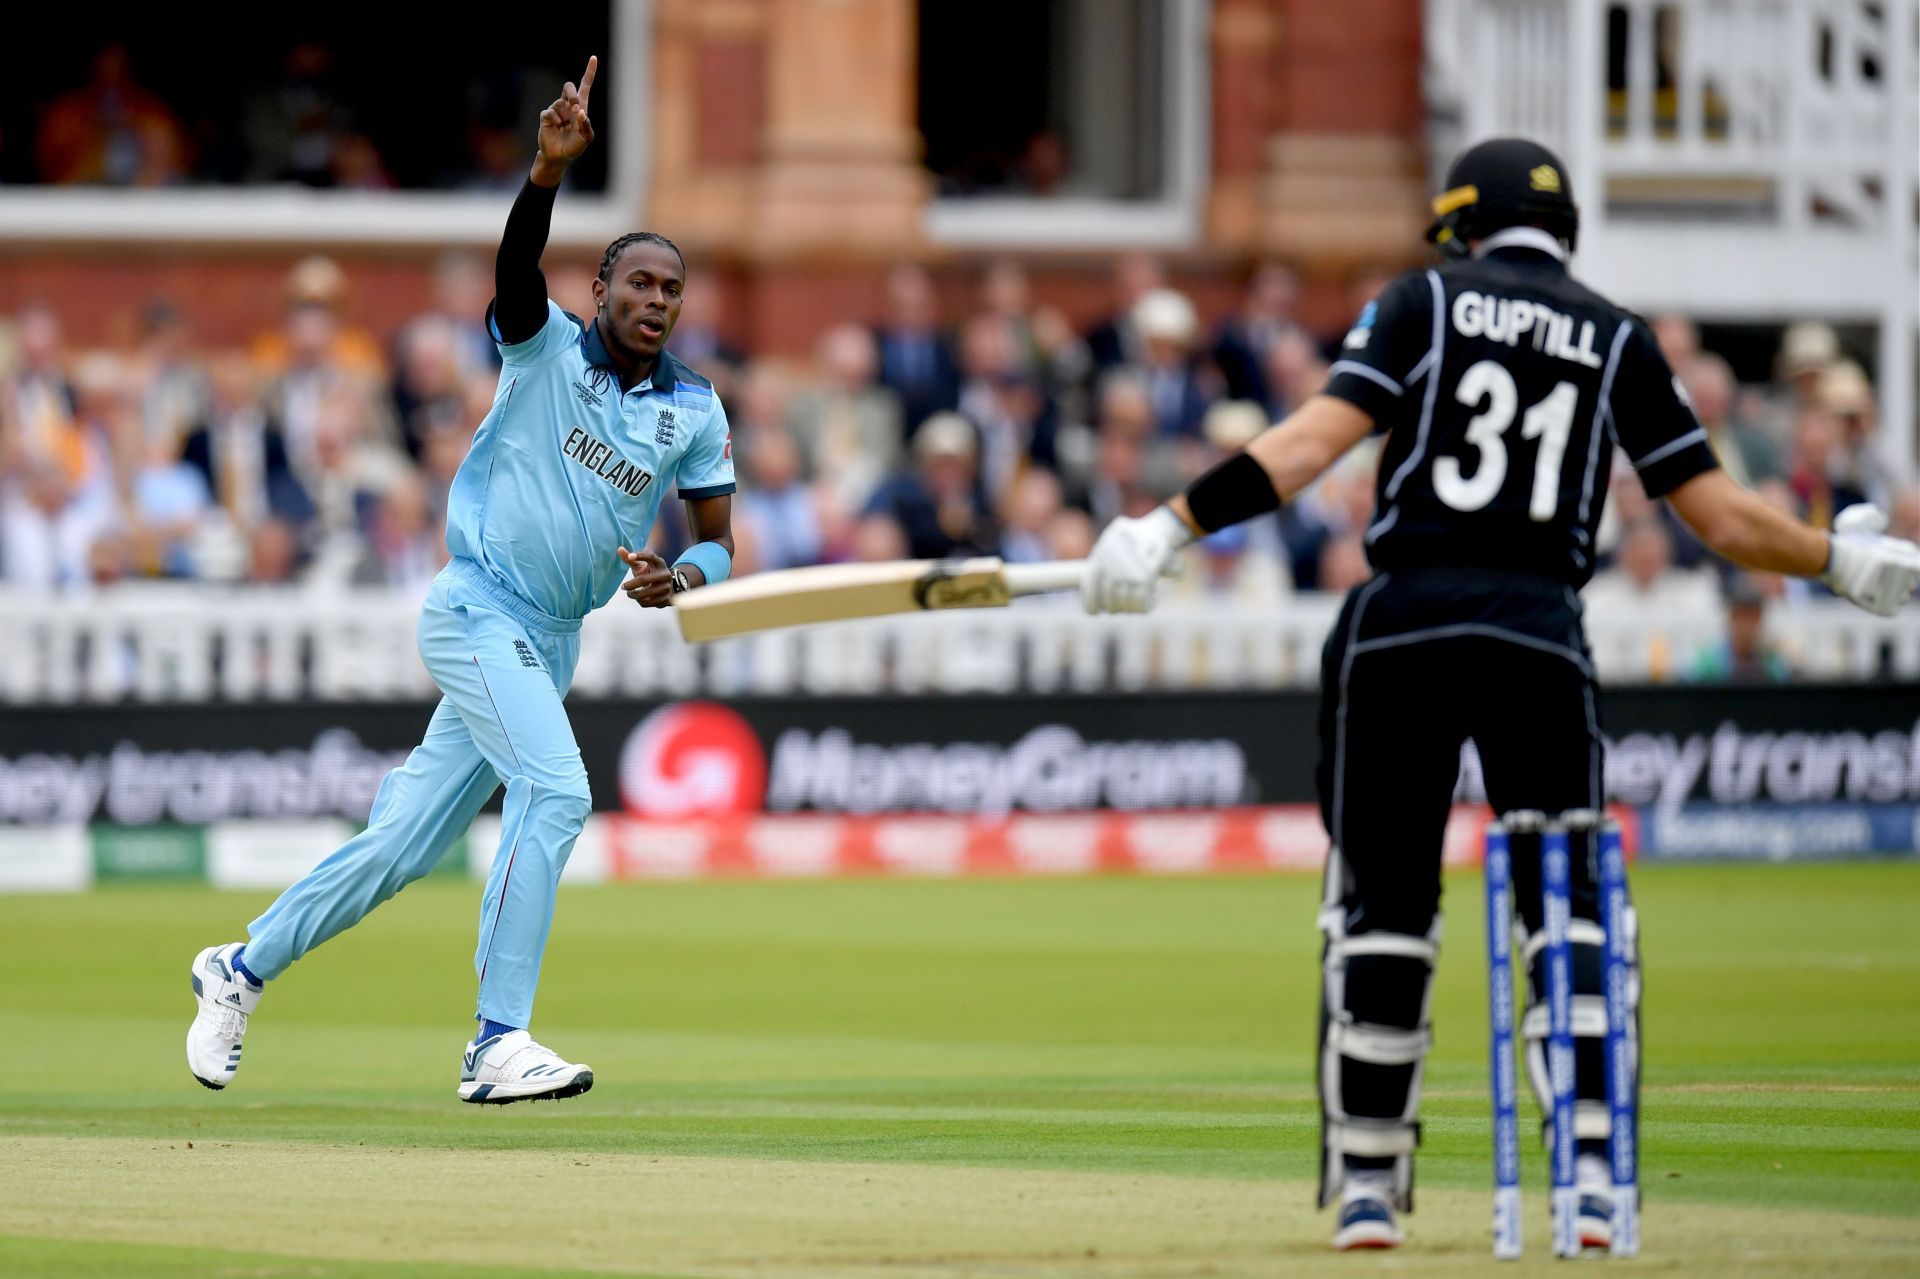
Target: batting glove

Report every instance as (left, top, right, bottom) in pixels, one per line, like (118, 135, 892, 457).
(1083, 506, 1194, 614)
(1823, 504, 1920, 617)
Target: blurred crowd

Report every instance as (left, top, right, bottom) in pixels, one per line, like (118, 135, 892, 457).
(2, 247, 1913, 686)
(1585, 313, 1920, 681)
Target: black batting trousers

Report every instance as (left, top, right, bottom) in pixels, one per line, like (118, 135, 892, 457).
(1313, 567, 1620, 1204)
(1317, 567, 1605, 934)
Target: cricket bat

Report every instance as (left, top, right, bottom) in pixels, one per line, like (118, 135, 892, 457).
(672, 558, 1086, 642)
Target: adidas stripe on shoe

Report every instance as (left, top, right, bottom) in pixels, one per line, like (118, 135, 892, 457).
(457, 1029, 593, 1105)
(185, 943, 262, 1090)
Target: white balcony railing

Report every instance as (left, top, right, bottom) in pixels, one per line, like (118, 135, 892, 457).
(1, 584, 1915, 704)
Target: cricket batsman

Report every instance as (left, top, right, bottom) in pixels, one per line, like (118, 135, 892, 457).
(186, 56, 736, 1103)
(1081, 138, 1920, 1249)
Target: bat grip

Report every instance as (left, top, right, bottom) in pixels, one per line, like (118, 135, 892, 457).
(1002, 561, 1086, 597)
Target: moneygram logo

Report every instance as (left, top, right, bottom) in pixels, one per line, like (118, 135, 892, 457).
(766, 724, 1248, 816)
(620, 702, 767, 817)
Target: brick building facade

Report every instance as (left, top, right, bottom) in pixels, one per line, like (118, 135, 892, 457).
(3, 1, 1429, 357)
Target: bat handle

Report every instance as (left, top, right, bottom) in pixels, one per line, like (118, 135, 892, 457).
(1002, 560, 1087, 597)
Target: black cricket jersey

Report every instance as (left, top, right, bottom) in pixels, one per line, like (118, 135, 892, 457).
(1322, 229, 1719, 588)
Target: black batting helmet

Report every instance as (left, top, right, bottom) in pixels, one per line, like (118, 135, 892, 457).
(1425, 137, 1579, 257)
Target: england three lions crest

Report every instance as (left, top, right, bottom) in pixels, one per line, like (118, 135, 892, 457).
(655, 407, 676, 446)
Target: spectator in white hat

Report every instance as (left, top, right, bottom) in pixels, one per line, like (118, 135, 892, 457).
(1765, 320, 1840, 441)
(862, 411, 997, 560)
(1818, 360, 1892, 509)
(1130, 287, 1212, 439)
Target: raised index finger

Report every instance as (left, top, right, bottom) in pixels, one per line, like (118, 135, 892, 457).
(578, 55, 598, 108)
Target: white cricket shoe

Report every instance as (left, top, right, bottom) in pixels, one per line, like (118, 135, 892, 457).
(1332, 1172, 1404, 1251)
(186, 943, 262, 1090)
(457, 1030, 593, 1104)
(1576, 1153, 1615, 1251)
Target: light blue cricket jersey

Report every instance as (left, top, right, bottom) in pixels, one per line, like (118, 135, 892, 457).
(446, 300, 736, 621)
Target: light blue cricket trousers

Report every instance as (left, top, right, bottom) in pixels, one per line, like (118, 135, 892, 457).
(244, 558, 589, 1029)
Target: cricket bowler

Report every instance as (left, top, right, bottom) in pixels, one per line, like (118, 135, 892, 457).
(186, 55, 736, 1103)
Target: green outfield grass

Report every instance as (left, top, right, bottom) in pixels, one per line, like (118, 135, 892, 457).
(2, 864, 1917, 1277)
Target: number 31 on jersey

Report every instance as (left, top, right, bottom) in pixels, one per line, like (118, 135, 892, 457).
(1434, 359, 1579, 522)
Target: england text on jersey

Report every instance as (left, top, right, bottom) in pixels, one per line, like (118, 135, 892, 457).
(1450, 291, 1602, 368)
(562, 426, 655, 497)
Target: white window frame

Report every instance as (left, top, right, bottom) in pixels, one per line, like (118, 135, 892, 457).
(922, 0, 1211, 250)
(0, 0, 650, 250)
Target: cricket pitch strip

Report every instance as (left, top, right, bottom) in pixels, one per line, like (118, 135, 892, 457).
(3, 1135, 1916, 1278)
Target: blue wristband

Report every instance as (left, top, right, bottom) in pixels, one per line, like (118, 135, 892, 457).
(673, 540, 732, 587)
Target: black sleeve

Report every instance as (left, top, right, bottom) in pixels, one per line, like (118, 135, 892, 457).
(1321, 271, 1436, 430)
(490, 178, 561, 346)
(1609, 319, 1719, 498)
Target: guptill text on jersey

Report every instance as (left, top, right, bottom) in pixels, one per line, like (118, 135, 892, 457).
(1451, 291, 1603, 368)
